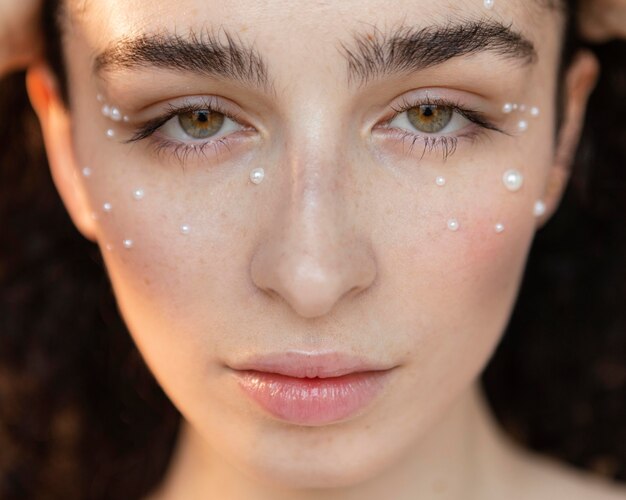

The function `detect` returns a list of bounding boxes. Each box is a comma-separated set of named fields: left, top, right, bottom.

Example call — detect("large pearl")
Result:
left=502, top=169, right=524, bottom=192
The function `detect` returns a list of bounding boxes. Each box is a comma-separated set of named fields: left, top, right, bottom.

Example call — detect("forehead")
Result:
left=66, top=0, right=564, bottom=43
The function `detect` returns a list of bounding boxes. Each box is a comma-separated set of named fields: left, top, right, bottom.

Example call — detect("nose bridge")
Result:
left=249, top=103, right=377, bottom=319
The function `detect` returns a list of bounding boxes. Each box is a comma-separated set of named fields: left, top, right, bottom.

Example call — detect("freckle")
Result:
left=143, top=277, right=151, bottom=285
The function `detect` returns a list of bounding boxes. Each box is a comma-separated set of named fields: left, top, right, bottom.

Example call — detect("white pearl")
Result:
left=502, top=103, right=513, bottom=113
left=103, top=202, right=112, bottom=212
left=512, top=103, right=518, bottom=110
left=484, top=0, right=494, bottom=9
left=502, top=169, right=524, bottom=192
left=109, top=107, right=122, bottom=121
left=447, top=219, right=459, bottom=232
left=82, top=166, right=92, bottom=177
left=250, top=167, right=265, bottom=184
left=495, top=223, right=505, bottom=233
left=435, top=176, right=446, bottom=186
left=133, top=188, right=145, bottom=200
left=96, top=93, right=104, bottom=103
left=123, top=115, right=130, bottom=122
left=123, top=239, right=133, bottom=249
left=180, top=224, right=191, bottom=235
left=106, top=129, right=115, bottom=138
left=530, top=106, right=540, bottom=117
left=101, top=104, right=110, bottom=117
left=533, top=200, right=547, bottom=217
left=517, top=120, right=528, bottom=132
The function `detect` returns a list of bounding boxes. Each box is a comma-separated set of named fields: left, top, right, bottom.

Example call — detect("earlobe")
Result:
left=539, top=50, right=599, bottom=226
left=26, top=63, right=97, bottom=242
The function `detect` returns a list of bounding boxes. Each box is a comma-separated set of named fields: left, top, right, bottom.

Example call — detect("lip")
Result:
left=228, top=352, right=395, bottom=425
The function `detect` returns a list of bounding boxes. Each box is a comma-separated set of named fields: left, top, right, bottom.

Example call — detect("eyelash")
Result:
left=127, top=96, right=504, bottom=164
left=383, top=97, right=504, bottom=160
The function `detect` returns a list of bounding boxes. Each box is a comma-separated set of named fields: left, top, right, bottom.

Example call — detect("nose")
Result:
left=250, top=155, right=377, bottom=319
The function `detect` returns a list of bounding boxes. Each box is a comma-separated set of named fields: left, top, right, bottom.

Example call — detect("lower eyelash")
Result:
left=150, top=136, right=232, bottom=166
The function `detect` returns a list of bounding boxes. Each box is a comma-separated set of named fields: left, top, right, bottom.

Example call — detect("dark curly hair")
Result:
left=0, top=0, right=624, bottom=498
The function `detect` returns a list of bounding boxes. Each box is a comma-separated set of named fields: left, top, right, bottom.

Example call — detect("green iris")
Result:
left=407, top=105, right=453, bottom=133
left=178, top=110, right=225, bottom=139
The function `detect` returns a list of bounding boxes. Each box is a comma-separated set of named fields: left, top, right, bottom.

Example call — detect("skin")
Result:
left=8, top=0, right=623, bottom=498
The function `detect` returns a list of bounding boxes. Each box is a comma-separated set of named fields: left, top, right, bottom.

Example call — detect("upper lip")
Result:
left=228, top=351, right=394, bottom=378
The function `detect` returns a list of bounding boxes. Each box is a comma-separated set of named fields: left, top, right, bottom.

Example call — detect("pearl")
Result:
left=105, top=243, right=113, bottom=251
left=82, top=166, right=92, bottom=177
left=447, top=219, right=459, bottom=232
left=530, top=106, right=540, bottom=117
left=106, top=129, right=115, bottom=138
left=435, top=176, right=446, bottom=186
left=533, top=200, right=547, bottom=217
left=180, top=224, right=191, bottom=235
left=90, top=211, right=98, bottom=220
left=123, top=115, right=130, bottom=122
left=109, top=107, right=122, bottom=121
left=519, top=104, right=526, bottom=112
left=101, top=104, right=110, bottom=117
left=517, top=120, right=528, bottom=132
left=484, top=0, right=495, bottom=9
left=495, top=223, right=505, bottom=233
left=96, top=93, right=104, bottom=102
left=512, top=103, right=518, bottom=110
left=123, top=239, right=133, bottom=249
left=250, top=167, right=265, bottom=184
left=103, top=202, right=112, bottom=212
left=133, top=188, right=145, bottom=200
left=502, top=103, right=513, bottom=113
left=502, top=169, right=524, bottom=192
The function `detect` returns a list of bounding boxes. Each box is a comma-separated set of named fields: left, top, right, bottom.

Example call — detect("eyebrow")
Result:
left=341, top=20, right=538, bottom=86
left=93, top=30, right=273, bottom=92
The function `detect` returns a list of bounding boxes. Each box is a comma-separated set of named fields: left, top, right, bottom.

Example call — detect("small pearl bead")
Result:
left=103, top=202, right=112, bottom=212
left=133, top=188, right=145, bottom=200
left=502, top=103, right=513, bottom=113
left=96, top=93, right=104, bottom=103
left=81, top=166, right=92, bottom=177
left=484, top=0, right=494, bottom=9
left=447, top=219, right=459, bottom=232
left=530, top=107, right=540, bottom=117
left=435, top=176, right=446, bottom=186
left=180, top=224, right=191, bottom=235
left=123, top=115, right=130, bottom=122
left=495, top=223, right=505, bottom=233
left=512, top=103, right=518, bottom=110
left=517, top=120, right=528, bottom=132
left=250, top=167, right=265, bottom=184
left=101, top=104, right=110, bottom=117
left=90, top=211, right=98, bottom=220
left=502, top=169, right=524, bottom=192
left=123, top=239, right=133, bottom=249
left=533, top=200, right=547, bottom=217
left=109, top=107, right=122, bottom=121
left=106, top=129, right=115, bottom=138
left=105, top=243, right=113, bottom=251
left=519, top=104, right=527, bottom=112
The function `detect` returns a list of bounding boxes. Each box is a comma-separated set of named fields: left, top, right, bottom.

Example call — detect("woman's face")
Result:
left=45, top=0, right=575, bottom=489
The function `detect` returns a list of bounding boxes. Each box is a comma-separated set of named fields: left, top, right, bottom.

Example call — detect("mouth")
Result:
left=228, top=351, right=396, bottom=426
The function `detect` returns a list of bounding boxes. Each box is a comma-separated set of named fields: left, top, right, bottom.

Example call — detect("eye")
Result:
left=158, top=109, right=243, bottom=141
left=389, top=103, right=471, bottom=135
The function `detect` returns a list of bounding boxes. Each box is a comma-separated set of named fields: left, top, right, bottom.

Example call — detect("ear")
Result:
left=539, top=50, right=599, bottom=226
left=26, top=63, right=97, bottom=241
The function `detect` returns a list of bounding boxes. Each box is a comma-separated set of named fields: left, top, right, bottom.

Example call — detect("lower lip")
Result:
left=233, top=369, right=392, bottom=425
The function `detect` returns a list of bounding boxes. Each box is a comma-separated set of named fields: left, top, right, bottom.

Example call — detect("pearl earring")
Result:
left=533, top=200, right=547, bottom=217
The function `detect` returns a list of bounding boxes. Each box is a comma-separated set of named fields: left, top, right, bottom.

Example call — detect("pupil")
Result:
left=197, top=112, right=209, bottom=123
left=423, top=107, right=434, bottom=117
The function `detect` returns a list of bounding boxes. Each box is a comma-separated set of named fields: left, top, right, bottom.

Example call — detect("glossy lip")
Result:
left=228, top=351, right=396, bottom=425
left=227, top=351, right=395, bottom=379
